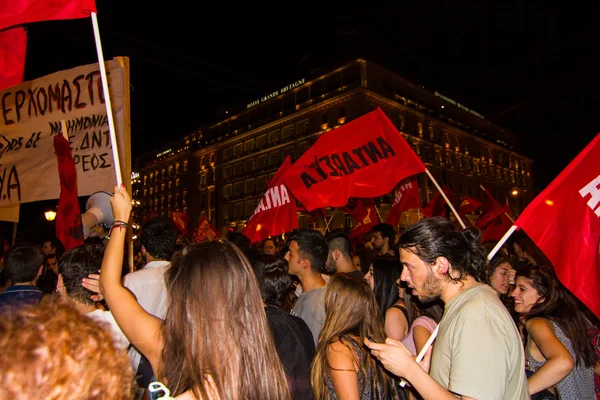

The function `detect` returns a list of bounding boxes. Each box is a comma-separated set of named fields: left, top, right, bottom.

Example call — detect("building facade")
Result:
left=134, top=59, right=534, bottom=236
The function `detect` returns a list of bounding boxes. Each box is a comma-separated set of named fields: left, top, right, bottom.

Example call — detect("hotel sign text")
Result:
left=247, top=78, right=306, bottom=109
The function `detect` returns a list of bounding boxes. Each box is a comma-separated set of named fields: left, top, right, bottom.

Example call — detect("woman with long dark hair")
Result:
left=99, top=186, right=291, bottom=400
left=512, top=264, right=596, bottom=398
left=364, top=256, right=407, bottom=341
left=311, top=273, right=400, bottom=399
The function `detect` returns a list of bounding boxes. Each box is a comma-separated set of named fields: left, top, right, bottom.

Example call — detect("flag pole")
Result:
left=374, top=204, right=384, bottom=224
left=487, top=225, right=518, bottom=260
left=90, top=12, right=122, bottom=187
left=424, top=169, right=466, bottom=229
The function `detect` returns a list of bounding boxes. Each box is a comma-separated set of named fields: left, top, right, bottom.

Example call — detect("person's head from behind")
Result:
left=365, top=256, right=402, bottom=317
left=0, top=296, right=133, bottom=400
left=161, top=240, right=289, bottom=399
left=253, top=254, right=291, bottom=308
left=312, top=274, right=394, bottom=399
left=3, top=243, right=45, bottom=285
left=286, top=229, right=328, bottom=278
left=397, top=217, right=487, bottom=303
left=370, top=223, right=396, bottom=254
left=325, top=230, right=353, bottom=274
left=321, top=273, right=385, bottom=342
left=140, top=217, right=179, bottom=263
left=227, top=231, right=251, bottom=253
left=58, top=244, right=105, bottom=305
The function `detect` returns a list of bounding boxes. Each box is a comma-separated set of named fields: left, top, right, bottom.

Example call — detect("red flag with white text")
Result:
left=243, top=156, right=298, bottom=244
left=386, top=177, right=420, bottom=227
left=193, top=216, right=221, bottom=243
left=341, top=198, right=380, bottom=238
left=282, top=108, right=426, bottom=211
left=0, top=0, right=96, bottom=31
left=515, top=133, right=600, bottom=319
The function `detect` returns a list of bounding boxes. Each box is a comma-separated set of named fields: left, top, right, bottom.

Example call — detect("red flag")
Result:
left=515, top=133, right=600, bottom=319
left=54, top=134, right=84, bottom=251
left=282, top=108, right=426, bottom=211
left=481, top=214, right=513, bottom=243
left=169, top=211, right=189, bottom=236
left=0, top=27, right=27, bottom=91
left=193, top=216, right=221, bottom=243
left=421, top=185, right=454, bottom=218
left=386, top=177, right=420, bottom=227
left=458, top=196, right=483, bottom=215
left=243, top=156, right=298, bottom=244
left=341, top=198, right=380, bottom=238
left=0, top=0, right=96, bottom=31
left=476, top=188, right=505, bottom=229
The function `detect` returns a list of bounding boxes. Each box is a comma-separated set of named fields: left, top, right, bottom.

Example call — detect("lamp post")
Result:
left=45, top=210, right=57, bottom=222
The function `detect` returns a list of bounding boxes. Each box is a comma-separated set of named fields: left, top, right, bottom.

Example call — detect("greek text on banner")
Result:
left=0, top=60, right=126, bottom=206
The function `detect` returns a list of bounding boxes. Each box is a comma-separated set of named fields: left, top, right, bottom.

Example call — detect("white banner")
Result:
left=0, top=60, right=125, bottom=206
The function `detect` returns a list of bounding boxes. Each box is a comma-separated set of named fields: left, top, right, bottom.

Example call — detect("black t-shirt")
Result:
left=265, top=306, right=315, bottom=400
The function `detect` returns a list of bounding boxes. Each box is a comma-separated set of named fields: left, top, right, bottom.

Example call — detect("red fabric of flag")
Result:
left=458, top=196, right=483, bottom=215
left=341, top=198, right=380, bottom=238
left=193, top=216, right=221, bottom=243
left=476, top=189, right=505, bottom=229
left=482, top=213, right=513, bottom=243
left=515, top=133, right=600, bottom=319
left=421, top=185, right=454, bottom=218
left=54, top=134, right=84, bottom=251
left=169, top=211, right=189, bottom=236
left=282, top=108, right=426, bottom=212
left=243, top=156, right=298, bottom=244
left=0, top=0, right=96, bottom=31
left=386, top=177, right=420, bottom=227
left=0, top=27, right=26, bottom=91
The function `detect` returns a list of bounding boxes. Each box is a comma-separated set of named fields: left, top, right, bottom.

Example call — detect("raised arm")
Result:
left=99, top=185, right=163, bottom=371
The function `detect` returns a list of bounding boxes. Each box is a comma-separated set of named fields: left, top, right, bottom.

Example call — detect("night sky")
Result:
left=23, top=2, right=600, bottom=190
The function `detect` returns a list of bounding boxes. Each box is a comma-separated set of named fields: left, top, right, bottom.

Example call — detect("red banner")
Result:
left=421, top=185, right=454, bottom=218
left=0, top=27, right=26, bottom=91
left=515, top=133, right=600, bottom=319
left=194, top=216, right=220, bottom=243
left=386, top=177, right=420, bottom=227
left=282, top=108, right=426, bottom=211
left=243, top=156, right=298, bottom=244
left=341, top=198, right=379, bottom=238
left=0, top=0, right=96, bottom=31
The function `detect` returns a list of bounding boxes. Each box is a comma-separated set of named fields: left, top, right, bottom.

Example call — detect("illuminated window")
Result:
left=183, top=160, right=188, bottom=172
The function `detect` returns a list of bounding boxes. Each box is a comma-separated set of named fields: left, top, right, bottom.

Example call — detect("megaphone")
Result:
left=82, top=191, right=114, bottom=239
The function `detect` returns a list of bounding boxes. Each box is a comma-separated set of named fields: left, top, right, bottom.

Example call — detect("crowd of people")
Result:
left=0, top=185, right=598, bottom=400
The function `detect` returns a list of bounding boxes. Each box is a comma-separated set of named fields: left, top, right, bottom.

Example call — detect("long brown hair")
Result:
left=517, top=264, right=597, bottom=368
left=311, top=273, right=398, bottom=399
left=160, top=240, right=291, bottom=400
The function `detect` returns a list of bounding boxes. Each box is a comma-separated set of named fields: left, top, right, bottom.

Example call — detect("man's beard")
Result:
left=325, top=258, right=337, bottom=274
left=416, top=268, right=443, bottom=303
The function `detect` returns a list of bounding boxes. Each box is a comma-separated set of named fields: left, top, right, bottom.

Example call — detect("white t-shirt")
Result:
left=122, top=260, right=170, bottom=371
left=87, top=308, right=129, bottom=350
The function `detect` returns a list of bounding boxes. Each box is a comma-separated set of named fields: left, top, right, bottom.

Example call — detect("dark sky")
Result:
left=23, top=2, right=600, bottom=190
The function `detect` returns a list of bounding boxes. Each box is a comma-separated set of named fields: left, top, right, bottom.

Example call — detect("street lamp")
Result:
left=45, top=210, right=57, bottom=221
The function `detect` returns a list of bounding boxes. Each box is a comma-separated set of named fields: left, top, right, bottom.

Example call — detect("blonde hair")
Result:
left=311, top=273, right=398, bottom=399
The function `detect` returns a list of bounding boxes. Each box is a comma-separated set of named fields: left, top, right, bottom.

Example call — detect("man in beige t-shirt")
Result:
left=365, top=217, right=528, bottom=400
